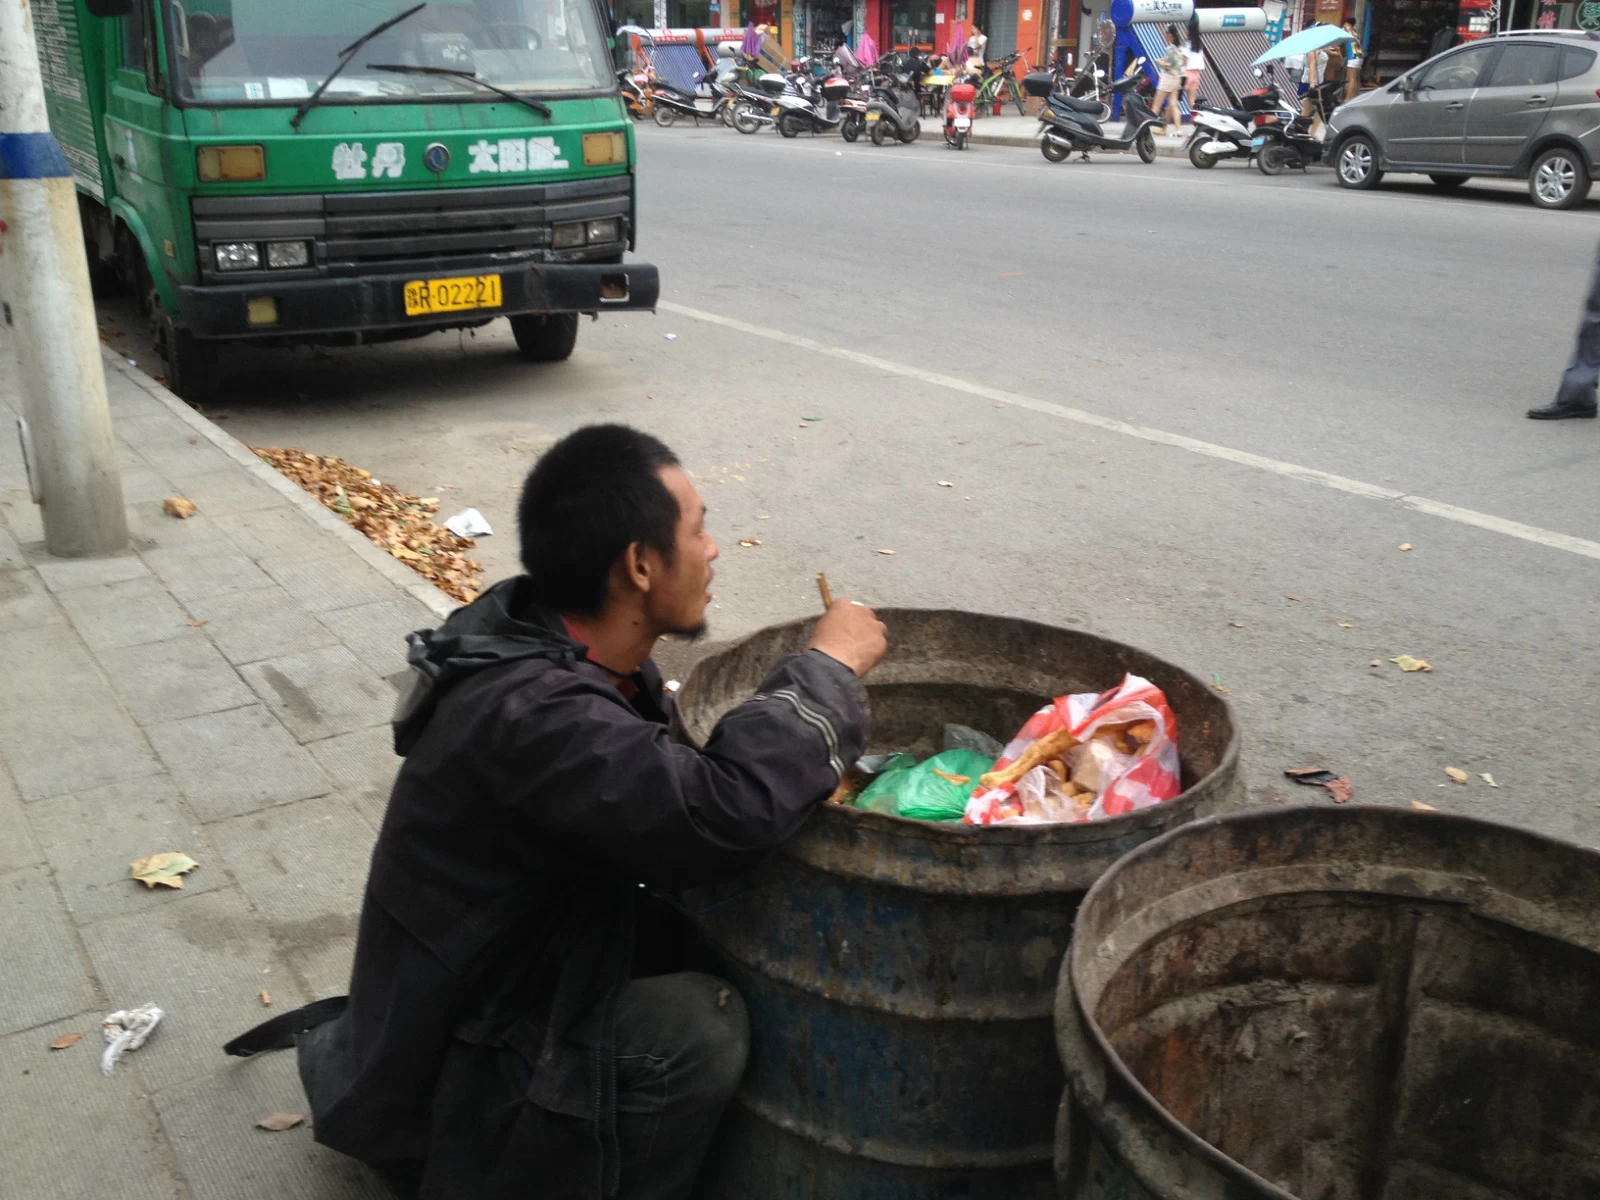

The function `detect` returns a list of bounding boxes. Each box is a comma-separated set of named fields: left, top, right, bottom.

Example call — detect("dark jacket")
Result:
left=283, top=578, right=868, bottom=1198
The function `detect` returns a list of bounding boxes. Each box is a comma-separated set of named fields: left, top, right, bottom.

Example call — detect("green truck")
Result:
left=34, top=0, right=658, bottom=399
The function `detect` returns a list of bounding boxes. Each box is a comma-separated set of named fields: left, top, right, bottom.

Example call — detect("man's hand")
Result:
left=809, top=600, right=888, bottom=678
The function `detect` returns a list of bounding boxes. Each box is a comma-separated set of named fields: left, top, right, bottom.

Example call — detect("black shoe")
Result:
left=1526, top=399, right=1598, bottom=420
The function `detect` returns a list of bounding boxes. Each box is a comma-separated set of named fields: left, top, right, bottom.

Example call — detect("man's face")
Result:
left=645, top=466, right=718, bottom=638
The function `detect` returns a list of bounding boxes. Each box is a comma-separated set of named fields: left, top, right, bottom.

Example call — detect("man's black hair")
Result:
left=518, top=425, right=681, bottom=617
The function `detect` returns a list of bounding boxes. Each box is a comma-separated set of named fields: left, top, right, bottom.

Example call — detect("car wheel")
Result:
left=158, top=313, right=221, bottom=403
left=1428, top=174, right=1469, bottom=190
left=1041, top=134, right=1069, bottom=163
left=1136, top=127, right=1156, bottom=163
left=1188, top=137, right=1217, bottom=169
left=1529, top=147, right=1591, bottom=210
left=510, top=313, right=579, bottom=363
left=1336, top=134, right=1382, bottom=190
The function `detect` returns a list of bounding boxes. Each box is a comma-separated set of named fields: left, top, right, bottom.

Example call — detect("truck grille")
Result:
left=192, top=177, right=631, bottom=280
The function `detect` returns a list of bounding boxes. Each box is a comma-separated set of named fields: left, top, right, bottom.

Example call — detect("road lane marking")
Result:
left=658, top=299, right=1600, bottom=564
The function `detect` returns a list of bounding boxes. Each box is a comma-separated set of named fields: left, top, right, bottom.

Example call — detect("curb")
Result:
left=103, top=347, right=459, bottom=620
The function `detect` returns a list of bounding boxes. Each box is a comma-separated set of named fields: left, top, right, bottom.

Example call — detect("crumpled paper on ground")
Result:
left=101, top=1005, right=163, bottom=1076
left=443, top=508, right=493, bottom=538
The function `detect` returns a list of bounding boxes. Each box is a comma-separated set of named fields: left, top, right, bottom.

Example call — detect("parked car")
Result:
left=1327, top=30, right=1600, bottom=210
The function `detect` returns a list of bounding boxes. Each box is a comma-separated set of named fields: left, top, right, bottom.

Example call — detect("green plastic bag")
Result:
left=854, top=749, right=993, bottom=822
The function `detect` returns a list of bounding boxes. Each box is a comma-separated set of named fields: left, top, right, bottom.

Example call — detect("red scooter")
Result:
left=944, top=81, right=976, bottom=150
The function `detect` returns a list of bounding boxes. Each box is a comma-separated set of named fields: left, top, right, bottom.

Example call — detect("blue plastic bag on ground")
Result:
left=854, top=749, right=994, bottom=822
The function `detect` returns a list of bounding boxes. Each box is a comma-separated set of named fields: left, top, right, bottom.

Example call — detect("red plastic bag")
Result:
left=963, top=674, right=1181, bottom=825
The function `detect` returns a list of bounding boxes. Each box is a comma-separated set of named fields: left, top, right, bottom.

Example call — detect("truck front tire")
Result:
left=509, top=312, right=579, bottom=362
left=159, top=313, right=221, bottom=403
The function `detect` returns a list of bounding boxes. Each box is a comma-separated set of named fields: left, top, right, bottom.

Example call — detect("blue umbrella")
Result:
left=1253, top=24, right=1354, bottom=66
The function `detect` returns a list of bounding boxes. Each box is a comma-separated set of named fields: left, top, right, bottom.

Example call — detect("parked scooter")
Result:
left=866, top=69, right=921, bottom=145
left=730, top=81, right=776, bottom=133
left=618, top=68, right=652, bottom=121
left=766, top=69, right=846, bottom=137
left=1253, top=74, right=1343, bottom=175
left=1186, top=85, right=1284, bottom=168
left=1025, top=59, right=1161, bottom=164
left=651, top=71, right=736, bottom=127
left=944, top=81, right=976, bottom=150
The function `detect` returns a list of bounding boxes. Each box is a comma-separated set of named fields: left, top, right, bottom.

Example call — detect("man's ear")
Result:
left=620, top=541, right=653, bottom=595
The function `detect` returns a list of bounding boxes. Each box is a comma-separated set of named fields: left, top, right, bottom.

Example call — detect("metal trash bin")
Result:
left=673, top=609, right=1244, bottom=1199
left=1057, top=805, right=1600, bottom=1199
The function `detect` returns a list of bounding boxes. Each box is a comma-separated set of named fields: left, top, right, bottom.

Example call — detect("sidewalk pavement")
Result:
left=0, top=325, right=460, bottom=1199
left=958, top=108, right=1192, bottom=156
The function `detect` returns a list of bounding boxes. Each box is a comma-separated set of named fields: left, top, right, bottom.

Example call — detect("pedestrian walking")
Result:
left=1342, top=18, right=1363, bottom=102
left=1153, top=24, right=1186, bottom=139
left=1183, top=24, right=1206, bottom=113
left=1528, top=242, right=1600, bottom=419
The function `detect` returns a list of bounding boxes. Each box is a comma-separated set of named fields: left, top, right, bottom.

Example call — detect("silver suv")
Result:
left=1327, top=30, right=1600, bottom=210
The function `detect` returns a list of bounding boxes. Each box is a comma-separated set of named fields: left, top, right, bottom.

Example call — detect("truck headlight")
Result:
left=214, top=242, right=261, bottom=272
left=266, top=241, right=310, bottom=269
left=586, top=219, right=620, bottom=244
left=552, top=223, right=586, bottom=249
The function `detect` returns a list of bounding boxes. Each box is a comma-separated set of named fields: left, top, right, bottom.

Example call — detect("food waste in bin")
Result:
left=827, top=673, right=1182, bottom=825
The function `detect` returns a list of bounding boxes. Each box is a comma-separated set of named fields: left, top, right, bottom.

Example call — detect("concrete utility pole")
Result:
left=0, top=0, right=127, bottom=557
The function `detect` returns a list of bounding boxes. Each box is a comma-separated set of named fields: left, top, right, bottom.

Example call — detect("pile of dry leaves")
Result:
left=251, top=446, right=482, bottom=603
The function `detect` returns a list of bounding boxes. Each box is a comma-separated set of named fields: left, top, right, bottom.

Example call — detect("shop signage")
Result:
left=1581, top=0, right=1600, bottom=29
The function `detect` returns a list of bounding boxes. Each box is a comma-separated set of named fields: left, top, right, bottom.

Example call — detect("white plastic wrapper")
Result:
left=102, top=1004, right=164, bottom=1076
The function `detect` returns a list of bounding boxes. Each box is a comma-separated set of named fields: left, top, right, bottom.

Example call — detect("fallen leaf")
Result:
left=256, top=1113, right=305, bottom=1132
left=1284, top=768, right=1352, bottom=804
left=130, top=852, right=199, bottom=889
left=49, top=1032, right=86, bottom=1050
left=260, top=990, right=271, bottom=1007
left=877, top=549, right=896, bottom=556
left=938, top=481, right=953, bottom=488
left=1337, top=622, right=1354, bottom=629
left=1398, top=543, right=1413, bottom=551
left=757, top=515, right=770, bottom=520
left=1445, top=767, right=1469, bottom=785
left=1285, top=594, right=1302, bottom=602
left=161, top=497, right=197, bottom=519
left=802, top=415, right=823, bottom=421
left=737, top=538, right=761, bottom=548
left=1480, top=773, right=1498, bottom=788
left=1370, top=659, right=1383, bottom=667
left=186, top=620, right=208, bottom=628
left=1412, top=800, right=1437, bottom=811
left=1212, top=683, right=1232, bottom=694
left=1230, top=622, right=1245, bottom=628
left=1391, top=655, right=1433, bottom=672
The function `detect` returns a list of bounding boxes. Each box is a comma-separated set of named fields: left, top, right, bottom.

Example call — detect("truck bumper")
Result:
left=177, top=261, right=659, bottom=341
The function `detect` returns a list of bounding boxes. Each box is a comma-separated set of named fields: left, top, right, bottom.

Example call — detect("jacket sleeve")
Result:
left=495, top=650, right=870, bottom=889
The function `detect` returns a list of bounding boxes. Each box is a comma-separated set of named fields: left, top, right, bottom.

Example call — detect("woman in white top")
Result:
left=1152, top=24, right=1186, bottom=139
left=1182, top=26, right=1205, bottom=114
left=967, top=24, right=987, bottom=67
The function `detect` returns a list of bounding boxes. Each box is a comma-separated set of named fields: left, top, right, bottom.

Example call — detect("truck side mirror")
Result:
left=84, top=0, right=135, bottom=16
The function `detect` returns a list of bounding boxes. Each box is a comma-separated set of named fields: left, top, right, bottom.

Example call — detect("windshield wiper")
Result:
left=364, top=63, right=553, bottom=117
left=291, top=2, right=428, bottom=129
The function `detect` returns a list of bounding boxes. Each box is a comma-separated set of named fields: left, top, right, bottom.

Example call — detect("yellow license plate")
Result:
left=866, top=111, right=880, bottom=121
left=403, top=274, right=502, bottom=317
left=770, top=106, right=781, bottom=115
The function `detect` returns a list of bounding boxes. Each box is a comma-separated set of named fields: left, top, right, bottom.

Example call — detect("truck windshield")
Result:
left=167, top=0, right=611, bottom=104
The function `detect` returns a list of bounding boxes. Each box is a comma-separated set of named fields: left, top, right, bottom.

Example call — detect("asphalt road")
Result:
left=102, top=128, right=1600, bottom=844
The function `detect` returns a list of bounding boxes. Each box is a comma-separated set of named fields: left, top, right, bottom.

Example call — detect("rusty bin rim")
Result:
left=677, top=608, right=1242, bottom=843
left=1061, top=804, right=1598, bottom=1199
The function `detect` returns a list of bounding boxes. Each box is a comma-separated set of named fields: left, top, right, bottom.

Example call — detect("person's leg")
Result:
left=1531, top=247, right=1600, bottom=417
left=612, top=972, right=749, bottom=1200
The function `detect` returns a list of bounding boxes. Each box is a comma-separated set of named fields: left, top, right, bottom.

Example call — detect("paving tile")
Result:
left=99, top=634, right=256, bottom=726
left=78, top=887, right=305, bottom=1095
left=259, top=553, right=402, bottom=614
left=182, top=585, right=341, bottom=667
left=125, top=496, right=237, bottom=554
left=216, top=505, right=333, bottom=561
left=0, top=621, right=106, bottom=706
left=0, top=697, right=162, bottom=802
left=0, top=563, right=63, bottom=630
left=57, top=575, right=195, bottom=651
left=30, top=549, right=151, bottom=593
left=209, top=794, right=373, bottom=1000
left=0, top=520, right=23, bottom=570
left=115, top=414, right=234, bottom=473
left=0, top=762, right=43, bottom=875
left=0, top=866, right=100, bottom=1036
left=240, top=647, right=396, bottom=742
left=307, top=726, right=398, bottom=831
left=0, top=493, right=45, bottom=545
left=29, top=774, right=227, bottom=926
left=118, top=464, right=181, bottom=505
left=316, top=597, right=433, bottom=679
left=0, top=1012, right=180, bottom=1200
left=141, top=542, right=274, bottom=603
left=163, top=468, right=287, bottom=516
left=148, top=705, right=332, bottom=823
left=154, top=1051, right=390, bottom=1200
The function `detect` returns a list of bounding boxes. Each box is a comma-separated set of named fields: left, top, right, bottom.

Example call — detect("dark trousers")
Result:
left=1558, top=242, right=1600, bottom=407
left=613, top=972, right=748, bottom=1200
